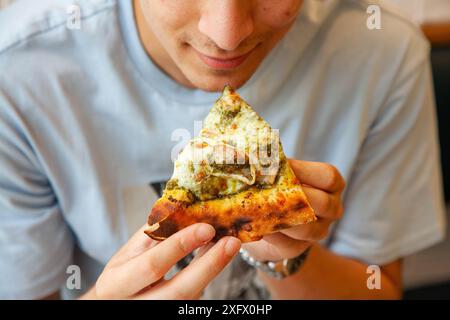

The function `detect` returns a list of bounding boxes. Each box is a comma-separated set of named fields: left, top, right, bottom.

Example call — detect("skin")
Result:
left=44, top=0, right=402, bottom=299
left=89, top=224, right=241, bottom=299
left=134, top=0, right=303, bottom=91
left=75, top=162, right=400, bottom=300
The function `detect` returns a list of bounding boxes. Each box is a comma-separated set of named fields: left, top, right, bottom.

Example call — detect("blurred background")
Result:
left=387, top=0, right=450, bottom=299
left=0, top=0, right=449, bottom=299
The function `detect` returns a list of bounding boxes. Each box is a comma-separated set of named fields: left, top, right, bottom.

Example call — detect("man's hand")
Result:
left=85, top=223, right=240, bottom=299
left=243, top=160, right=346, bottom=262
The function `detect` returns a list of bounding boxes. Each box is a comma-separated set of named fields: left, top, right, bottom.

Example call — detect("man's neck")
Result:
left=133, top=0, right=195, bottom=89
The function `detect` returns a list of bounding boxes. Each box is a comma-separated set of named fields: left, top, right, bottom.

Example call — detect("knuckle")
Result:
left=321, top=193, right=333, bottom=215
left=325, top=164, right=340, bottom=189
left=176, top=235, right=192, bottom=253
left=144, top=256, right=165, bottom=281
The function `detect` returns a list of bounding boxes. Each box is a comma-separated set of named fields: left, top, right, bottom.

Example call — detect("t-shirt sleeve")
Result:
left=328, top=42, right=447, bottom=266
left=0, top=93, right=74, bottom=299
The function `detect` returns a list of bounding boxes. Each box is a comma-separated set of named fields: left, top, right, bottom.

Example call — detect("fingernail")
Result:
left=224, top=237, right=241, bottom=256
left=196, top=224, right=215, bottom=242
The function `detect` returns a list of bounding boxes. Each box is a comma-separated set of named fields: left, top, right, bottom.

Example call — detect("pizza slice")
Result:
left=145, top=86, right=316, bottom=243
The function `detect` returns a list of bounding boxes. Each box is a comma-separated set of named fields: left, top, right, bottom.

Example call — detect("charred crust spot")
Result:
left=267, top=211, right=287, bottom=220
left=167, top=195, right=193, bottom=208
left=202, top=214, right=219, bottom=226
left=148, top=208, right=165, bottom=225
left=232, top=217, right=253, bottom=234
left=214, top=226, right=230, bottom=241
left=152, top=219, right=179, bottom=239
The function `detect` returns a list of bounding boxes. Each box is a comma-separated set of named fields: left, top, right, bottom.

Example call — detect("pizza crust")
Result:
left=145, top=160, right=316, bottom=242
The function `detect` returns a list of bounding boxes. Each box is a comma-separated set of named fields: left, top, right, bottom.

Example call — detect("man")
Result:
left=0, top=0, right=445, bottom=300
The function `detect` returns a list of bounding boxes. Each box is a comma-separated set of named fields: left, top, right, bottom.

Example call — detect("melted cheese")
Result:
left=170, top=86, right=281, bottom=201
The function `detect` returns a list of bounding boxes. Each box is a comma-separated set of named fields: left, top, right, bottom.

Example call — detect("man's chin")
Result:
left=186, top=74, right=251, bottom=92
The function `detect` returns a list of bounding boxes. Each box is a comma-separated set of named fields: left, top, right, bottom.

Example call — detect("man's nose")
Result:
left=198, top=0, right=254, bottom=52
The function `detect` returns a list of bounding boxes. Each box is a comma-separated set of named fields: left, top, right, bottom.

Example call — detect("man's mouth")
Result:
left=193, top=47, right=256, bottom=70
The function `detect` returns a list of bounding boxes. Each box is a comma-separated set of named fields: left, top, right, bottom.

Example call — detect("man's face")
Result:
left=137, top=0, right=304, bottom=92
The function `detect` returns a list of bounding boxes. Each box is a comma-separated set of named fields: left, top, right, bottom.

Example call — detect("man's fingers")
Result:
left=96, top=223, right=215, bottom=299
left=289, top=159, right=345, bottom=193
left=108, top=224, right=158, bottom=267
left=280, top=218, right=332, bottom=241
left=243, top=233, right=310, bottom=261
left=144, top=237, right=241, bottom=300
left=302, top=186, right=343, bottom=220
left=263, top=233, right=311, bottom=259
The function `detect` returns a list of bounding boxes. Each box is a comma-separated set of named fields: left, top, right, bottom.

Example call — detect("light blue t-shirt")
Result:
left=0, top=0, right=446, bottom=299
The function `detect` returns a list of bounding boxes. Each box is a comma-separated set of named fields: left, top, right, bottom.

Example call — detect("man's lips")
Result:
left=194, top=48, right=254, bottom=70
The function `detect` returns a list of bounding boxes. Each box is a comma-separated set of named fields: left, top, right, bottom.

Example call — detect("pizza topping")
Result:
left=165, top=179, right=179, bottom=190
left=170, top=86, right=281, bottom=201
left=172, top=139, right=254, bottom=200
